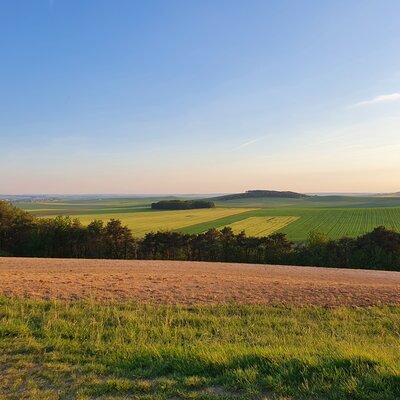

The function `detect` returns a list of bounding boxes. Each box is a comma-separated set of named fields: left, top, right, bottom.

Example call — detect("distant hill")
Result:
left=212, top=190, right=309, bottom=201
left=372, top=191, right=400, bottom=198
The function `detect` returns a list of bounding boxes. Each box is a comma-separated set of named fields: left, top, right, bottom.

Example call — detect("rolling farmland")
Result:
left=4, top=3, right=400, bottom=399
left=15, top=197, right=400, bottom=241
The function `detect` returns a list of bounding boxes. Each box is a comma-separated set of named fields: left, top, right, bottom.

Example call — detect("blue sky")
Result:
left=1, top=0, right=400, bottom=194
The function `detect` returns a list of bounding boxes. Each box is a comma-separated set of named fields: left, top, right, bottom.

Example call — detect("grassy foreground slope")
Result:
left=1, top=298, right=399, bottom=400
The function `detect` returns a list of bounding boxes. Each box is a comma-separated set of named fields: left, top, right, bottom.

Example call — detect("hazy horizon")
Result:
left=1, top=190, right=397, bottom=198
left=1, top=1, right=400, bottom=194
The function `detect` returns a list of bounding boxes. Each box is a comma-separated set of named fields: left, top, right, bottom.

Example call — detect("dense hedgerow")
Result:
left=151, top=199, right=215, bottom=210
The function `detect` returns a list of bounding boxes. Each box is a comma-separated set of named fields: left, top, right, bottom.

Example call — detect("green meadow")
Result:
left=16, top=196, right=400, bottom=241
left=1, top=298, right=399, bottom=400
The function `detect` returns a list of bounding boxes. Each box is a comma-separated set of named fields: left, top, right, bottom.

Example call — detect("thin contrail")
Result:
left=234, top=138, right=262, bottom=150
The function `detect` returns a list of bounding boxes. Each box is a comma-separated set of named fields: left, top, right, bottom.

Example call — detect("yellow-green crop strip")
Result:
left=225, top=216, right=299, bottom=237
left=69, top=208, right=256, bottom=237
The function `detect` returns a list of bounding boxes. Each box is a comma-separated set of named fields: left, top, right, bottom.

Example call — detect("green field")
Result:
left=278, top=208, right=400, bottom=241
left=178, top=207, right=400, bottom=241
left=1, top=298, right=399, bottom=400
left=15, top=196, right=400, bottom=241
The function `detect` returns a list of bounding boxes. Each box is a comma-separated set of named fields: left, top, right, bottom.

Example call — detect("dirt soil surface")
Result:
left=1, top=257, right=400, bottom=306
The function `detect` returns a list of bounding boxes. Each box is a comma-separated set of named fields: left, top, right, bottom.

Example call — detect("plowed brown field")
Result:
left=1, top=257, right=399, bottom=306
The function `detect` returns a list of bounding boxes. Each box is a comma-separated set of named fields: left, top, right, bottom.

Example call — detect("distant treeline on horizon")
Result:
left=151, top=199, right=215, bottom=210
left=1, top=200, right=400, bottom=271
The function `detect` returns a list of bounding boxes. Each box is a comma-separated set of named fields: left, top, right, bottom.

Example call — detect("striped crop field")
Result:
left=224, top=216, right=299, bottom=236
left=276, top=207, right=400, bottom=241
left=180, top=207, right=400, bottom=240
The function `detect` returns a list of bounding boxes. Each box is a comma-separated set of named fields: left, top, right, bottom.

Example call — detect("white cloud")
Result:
left=351, top=92, right=400, bottom=108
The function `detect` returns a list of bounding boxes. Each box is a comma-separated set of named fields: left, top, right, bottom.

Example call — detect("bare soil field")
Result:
left=1, top=257, right=399, bottom=306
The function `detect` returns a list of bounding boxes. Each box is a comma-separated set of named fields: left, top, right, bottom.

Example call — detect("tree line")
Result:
left=1, top=200, right=400, bottom=271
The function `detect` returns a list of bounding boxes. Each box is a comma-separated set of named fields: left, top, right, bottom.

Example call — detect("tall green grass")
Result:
left=1, top=298, right=399, bottom=399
